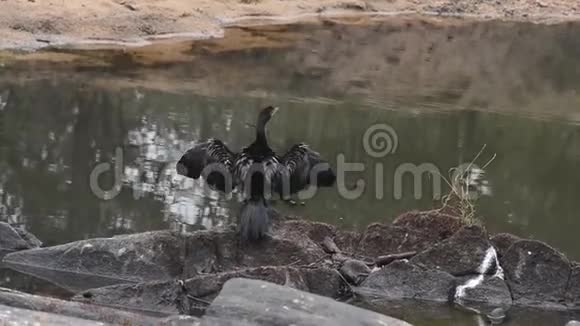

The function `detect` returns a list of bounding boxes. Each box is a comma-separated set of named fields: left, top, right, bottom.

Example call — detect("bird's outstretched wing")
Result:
left=176, top=139, right=237, bottom=193
left=275, top=143, right=336, bottom=198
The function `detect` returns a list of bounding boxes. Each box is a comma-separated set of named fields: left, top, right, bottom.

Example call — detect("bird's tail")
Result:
left=239, top=200, right=273, bottom=241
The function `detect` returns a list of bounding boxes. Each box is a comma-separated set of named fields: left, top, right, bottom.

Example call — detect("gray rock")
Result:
left=392, top=210, right=465, bottom=239
left=501, top=239, right=570, bottom=309
left=491, top=233, right=521, bottom=258
left=75, top=280, right=183, bottom=316
left=356, top=260, right=456, bottom=302
left=2, top=230, right=183, bottom=291
left=357, top=223, right=443, bottom=258
left=0, top=287, right=162, bottom=325
left=75, top=266, right=344, bottom=316
left=333, top=230, right=361, bottom=254
left=201, top=278, right=411, bottom=326
left=0, top=222, right=42, bottom=254
left=566, top=321, right=580, bottom=326
left=411, top=225, right=495, bottom=276
left=486, top=307, right=507, bottom=324
left=339, top=259, right=371, bottom=285
left=0, top=304, right=109, bottom=326
left=161, top=315, right=201, bottom=326
left=454, top=276, right=512, bottom=306
left=565, top=262, right=580, bottom=309
left=181, top=223, right=327, bottom=279
left=300, top=267, right=344, bottom=298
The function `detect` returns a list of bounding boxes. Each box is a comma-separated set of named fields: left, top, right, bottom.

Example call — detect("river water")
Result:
left=1, top=16, right=580, bottom=325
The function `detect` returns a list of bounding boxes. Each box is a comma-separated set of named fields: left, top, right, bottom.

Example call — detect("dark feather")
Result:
left=276, top=143, right=336, bottom=197
left=176, top=138, right=237, bottom=192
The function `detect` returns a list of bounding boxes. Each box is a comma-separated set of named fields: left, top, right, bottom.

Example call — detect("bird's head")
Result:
left=257, top=106, right=279, bottom=127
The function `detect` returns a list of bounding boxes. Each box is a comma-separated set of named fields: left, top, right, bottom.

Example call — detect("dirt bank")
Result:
left=0, top=0, right=578, bottom=50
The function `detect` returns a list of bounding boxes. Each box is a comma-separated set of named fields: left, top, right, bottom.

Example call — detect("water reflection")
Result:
left=0, top=21, right=580, bottom=325
left=1, top=80, right=580, bottom=261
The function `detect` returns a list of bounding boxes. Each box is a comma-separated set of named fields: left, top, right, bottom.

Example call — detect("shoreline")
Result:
left=0, top=0, right=579, bottom=51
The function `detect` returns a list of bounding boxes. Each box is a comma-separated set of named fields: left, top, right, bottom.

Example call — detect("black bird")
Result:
left=176, top=106, right=336, bottom=241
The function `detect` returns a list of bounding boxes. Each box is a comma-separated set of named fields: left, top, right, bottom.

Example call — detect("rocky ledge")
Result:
left=1, top=211, right=580, bottom=324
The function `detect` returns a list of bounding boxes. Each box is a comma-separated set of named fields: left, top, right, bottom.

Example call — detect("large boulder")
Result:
left=181, top=223, right=328, bottom=279
left=358, top=207, right=473, bottom=261
left=0, top=287, right=164, bottom=325
left=454, top=276, right=512, bottom=306
left=491, top=233, right=521, bottom=258
left=411, top=225, right=496, bottom=276
left=392, top=210, right=465, bottom=239
left=2, top=230, right=183, bottom=291
left=0, top=304, right=109, bottom=326
left=356, top=260, right=456, bottom=302
left=0, top=222, right=41, bottom=256
left=357, top=224, right=441, bottom=258
left=501, top=239, right=570, bottom=309
left=75, top=266, right=344, bottom=316
left=200, top=278, right=411, bottom=326
left=565, top=262, right=580, bottom=309
left=332, top=230, right=361, bottom=254
left=339, top=259, right=371, bottom=285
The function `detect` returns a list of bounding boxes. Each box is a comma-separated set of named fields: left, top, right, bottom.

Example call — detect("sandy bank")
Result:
left=0, top=0, right=578, bottom=50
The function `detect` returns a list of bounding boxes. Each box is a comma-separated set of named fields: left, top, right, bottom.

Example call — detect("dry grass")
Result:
left=438, top=145, right=496, bottom=225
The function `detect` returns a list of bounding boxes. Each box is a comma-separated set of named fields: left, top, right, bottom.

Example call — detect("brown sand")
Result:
left=0, top=0, right=578, bottom=50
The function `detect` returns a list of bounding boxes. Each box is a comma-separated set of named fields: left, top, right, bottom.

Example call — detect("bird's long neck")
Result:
left=255, top=119, right=268, bottom=147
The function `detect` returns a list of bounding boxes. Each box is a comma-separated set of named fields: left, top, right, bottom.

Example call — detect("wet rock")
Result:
left=0, top=268, right=72, bottom=298
left=3, top=220, right=332, bottom=294
left=182, top=224, right=327, bottom=278
left=339, top=259, right=371, bottom=285
left=0, top=263, right=133, bottom=293
left=276, top=220, right=336, bottom=244
left=486, top=307, right=507, bottom=324
left=75, top=266, right=344, bottom=316
left=201, top=278, right=411, bottom=326
left=0, top=304, right=108, bottom=326
left=161, top=315, right=201, bottom=326
left=300, top=267, right=344, bottom=298
left=411, top=225, right=496, bottom=276
left=392, top=210, right=465, bottom=240
left=565, top=262, right=580, bottom=309
left=501, top=239, right=570, bottom=309
left=0, top=287, right=162, bottom=325
left=321, top=236, right=341, bottom=254
left=454, top=276, right=512, bottom=306
left=491, top=233, right=521, bottom=258
left=179, top=266, right=309, bottom=315
left=356, top=260, right=456, bottom=302
left=0, top=222, right=41, bottom=254
left=75, top=280, right=182, bottom=316
left=2, top=230, right=183, bottom=291
left=357, top=224, right=441, bottom=258
left=333, top=230, right=361, bottom=254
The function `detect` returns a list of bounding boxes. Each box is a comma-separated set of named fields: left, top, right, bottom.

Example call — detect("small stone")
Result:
left=536, top=1, right=548, bottom=8
left=486, top=307, right=507, bottom=324
left=339, top=260, right=371, bottom=285
left=120, top=1, right=138, bottom=11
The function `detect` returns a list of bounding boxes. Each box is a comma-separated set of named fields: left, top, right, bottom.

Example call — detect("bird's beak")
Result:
left=271, top=107, right=279, bottom=116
